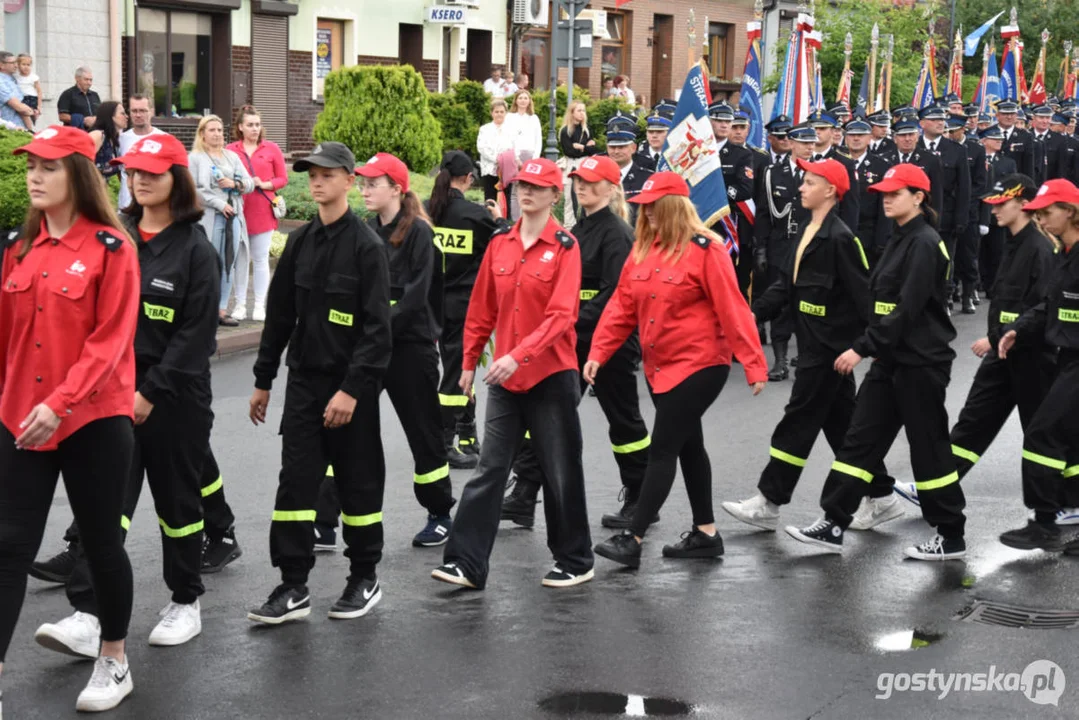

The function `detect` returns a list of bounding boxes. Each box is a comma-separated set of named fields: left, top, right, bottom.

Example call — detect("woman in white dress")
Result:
left=506, top=90, right=543, bottom=220
left=476, top=99, right=515, bottom=203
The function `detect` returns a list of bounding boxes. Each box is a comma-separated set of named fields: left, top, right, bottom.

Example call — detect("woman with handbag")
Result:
left=226, top=105, right=288, bottom=323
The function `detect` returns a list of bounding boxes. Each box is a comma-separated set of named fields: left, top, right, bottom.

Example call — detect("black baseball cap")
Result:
left=441, top=150, right=475, bottom=178
left=981, top=173, right=1038, bottom=204
left=294, top=141, right=356, bottom=172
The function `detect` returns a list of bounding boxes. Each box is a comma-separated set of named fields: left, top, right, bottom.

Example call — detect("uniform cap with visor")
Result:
left=440, top=150, right=475, bottom=178
left=356, top=152, right=410, bottom=193
left=570, top=155, right=621, bottom=185
left=788, top=124, right=819, bottom=143
left=293, top=142, right=356, bottom=173
left=1022, top=179, right=1079, bottom=211
left=796, top=158, right=850, bottom=199
left=869, top=163, right=932, bottom=194
left=628, top=171, right=690, bottom=204
left=510, top=158, right=563, bottom=190
left=765, top=114, right=793, bottom=136
left=110, top=133, right=188, bottom=173
left=13, top=125, right=95, bottom=161
left=981, top=174, right=1037, bottom=205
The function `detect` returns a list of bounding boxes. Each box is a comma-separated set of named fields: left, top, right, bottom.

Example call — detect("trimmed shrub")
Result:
left=453, top=79, right=492, bottom=126
left=313, top=64, right=442, bottom=173
left=530, top=86, right=591, bottom=147
left=428, top=93, right=479, bottom=157
left=584, top=97, right=640, bottom=152
left=0, top=130, right=31, bottom=231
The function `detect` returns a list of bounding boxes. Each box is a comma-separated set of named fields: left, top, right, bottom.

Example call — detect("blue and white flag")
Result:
left=1000, top=42, right=1018, bottom=101
left=740, top=35, right=764, bottom=149
left=964, top=12, right=1005, bottom=57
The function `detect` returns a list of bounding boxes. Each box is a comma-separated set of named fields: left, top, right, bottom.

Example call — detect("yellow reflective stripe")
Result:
left=874, top=301, right=896, bottom=315
left=937, top=240, right=950, bottom=261
left=328, top=309, right=354, bottom=326
left=580, top=289, right=599, bottom=301
left=951, top=445, right=980, bottom=464
left=143, top=302, right=175, bottom=323
left=158, top=518, right=205, bottom=538
left=273, top=510, right=317, bottom=522
left=612, top=436, right=651, bottom=454
left=326, top=466, right=334, bottom=477
left=770, top=446, right=807, bottom=468
left=458, top=438, right=474, bottom=446
left=1064, top=466, right=1079, bottom=479
left=999, top=311, right=1019, bottom=324
left=415, top=464, right=450, bottom=484
left=120, top=515, right=131, bottom=531
left=799, top=300, right=826, bottom=317
left=438, top=393, right=470, bottom=407
left=524, top=430, right=531, bottom=440
left=851, top=236, right=869, bottom=270
left=915, top=471, right=959, bottom=491
left=832, top=460, right=874, bottom=482
left=341, top=511, right=382, bottom=527
left=1059, top=309, right=1079, bottom=323
left=432, top=227, right=474, bottom=254
left=390, top=300, right=398, bottom=306
left=200, top=475, right=223, bottom=498
left=1022, top=449, right=1068, bottom=471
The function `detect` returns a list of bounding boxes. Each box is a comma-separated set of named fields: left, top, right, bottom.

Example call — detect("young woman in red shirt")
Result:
left=0, top=126, right=140, bottom=712
left=585, top=172, right=768, bottom=569
left=431, top=158, right=595, bottom=590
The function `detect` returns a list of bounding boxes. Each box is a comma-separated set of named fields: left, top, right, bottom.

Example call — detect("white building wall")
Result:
left=33, top=0, right=114, bottom=126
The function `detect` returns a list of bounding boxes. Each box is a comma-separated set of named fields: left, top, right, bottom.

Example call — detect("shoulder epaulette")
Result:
left=555, top=230, right=575, bottom=249
left=96, top=230, right=123, bottom=252
left=834, top=148, right=852, bottom=159
left=4, top=228, right=20, bottom=248
left=491, top=223, right=512, bottom=239
left=691, top=234, right=711, bottom=249
left=753, top=146, right=768, bottom=155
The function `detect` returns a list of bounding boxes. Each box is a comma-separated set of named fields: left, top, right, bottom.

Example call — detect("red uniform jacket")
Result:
left=0, top=217, right=140, bottom=450
left=462, top=216, right=581, bottom=393
left=589, top=234, right=768, bottom=393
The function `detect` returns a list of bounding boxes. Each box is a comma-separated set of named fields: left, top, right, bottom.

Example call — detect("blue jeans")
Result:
left=442, top=370, right=593, bottom=587
left=211, top=212, right=241, bottom=312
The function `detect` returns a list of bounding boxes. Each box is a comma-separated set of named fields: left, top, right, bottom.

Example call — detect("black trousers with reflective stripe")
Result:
left=757, top=363, right=893, bottom=506
left=763, top=262, right=794, bottom=344
left=1021, top=354, right=1079, bottom=521
left=949, top=349, right=1055, bottom=480
left=438, top=309, right=477, bottom=435
left=385, top=341, right=455, bottom=517
left=819, top=361, right=966, bottom=537
left=271, top=371, right=385, bottom=584
left=513, top=339, right=648, bottom=499
left=198, top=447, right=236, bottom=541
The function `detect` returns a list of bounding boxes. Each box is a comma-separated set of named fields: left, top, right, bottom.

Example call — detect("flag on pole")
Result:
left=976, top=44, right=1002, bottom=113
left=856, top=58, right=870, bottom=115
left=912, top=50, right=937, bottom=109
left=741, top=19, right=765, bottom=149
left=1017, top=41, right=1030, bottom=101
left=772, top=12, right=813, bottom=124
left=964, top=11, right=1005, bottom=56
left=1000, top=39, right=1018, bottom=101
left=946, top=31, right=963, bottom=100
left=1028, top=31, right=1050, bottom=105
left=658, top=62, right=738, bottom=254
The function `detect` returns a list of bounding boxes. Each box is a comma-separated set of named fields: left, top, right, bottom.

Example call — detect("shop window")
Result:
left=708, top=22, right=732, bottom=81
left=600, top=12, right=625, bottom=85
left=137, top=8, right=212, bottom=118
left=3, top=0, right=32, bottom=55
left=521, top=34, right=550, bottom=90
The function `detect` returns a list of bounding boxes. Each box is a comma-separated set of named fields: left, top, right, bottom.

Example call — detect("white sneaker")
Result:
left=147, top=600, right=201, bottom=646
left=34, top=611, right=100, bottom=659
left=252, top=305, right=266, bottom=323
left=1056, top=509, right=1079, bottom=525
left=230, top=306, right=247, bottom=322
left=849, top=494, right=906, bottom=531
left=893, top=481, right=920, bottom=506
left=75, top=655, right=133, bottom=712
left=721, top=493, right=780, bottom=531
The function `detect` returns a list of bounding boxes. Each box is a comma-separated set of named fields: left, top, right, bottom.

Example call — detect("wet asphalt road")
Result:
left=5, top=307, right=1079, bottom=720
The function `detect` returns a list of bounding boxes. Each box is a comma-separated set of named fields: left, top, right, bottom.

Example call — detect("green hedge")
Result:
left=428, top=92, right=479, bottom=157
left=314, top=65, right=442, bottom=173
left=0, top=130, right=32, bottom=231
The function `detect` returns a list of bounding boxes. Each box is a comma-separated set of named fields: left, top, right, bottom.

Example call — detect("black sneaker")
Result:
left=784, top=517, right=844, bottom=553
left=328, top=577, right=381, bottom=619
left=457, top=424, right=480, bottom=457
left=601, top=488, right=659, bottom=529
left=29, top=544, right=77, bottom=584
left=247, top=584, right=311, bottom=625
left=999, top=520, right=1064, bottom=551
left=201, top=529, right=242, bottom=574
left=903, top=534, right=966, bottom=561
left=662, top=527, right=725, bottom=558
left=431, top=563, right=478, bottom=588
left=501, top=478, right=539, bottom=528
left=412, top=515, right=452, bottom=547
left=541, top=565, right=594, bottom=588
left=314, top=523, right=338, bottom=552
left=446, top=445, right=478, bottom=469
left=593, top=531, right=642, bottom=568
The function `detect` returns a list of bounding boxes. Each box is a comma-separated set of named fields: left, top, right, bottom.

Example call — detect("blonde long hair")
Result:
left=609, top=183, right=629, bottom=223
left=561, top=100, right=587, bottom=132
left=192, top=114, right=224, bottom=154
left=632, top=195, right=720, bottom=264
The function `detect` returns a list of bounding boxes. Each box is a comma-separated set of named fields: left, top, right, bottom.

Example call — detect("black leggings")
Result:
left=481, top=175, right=499, bottom=202
left=0, top=417, right=134, bottom=659
left=631, top=365, right=730, bottom=538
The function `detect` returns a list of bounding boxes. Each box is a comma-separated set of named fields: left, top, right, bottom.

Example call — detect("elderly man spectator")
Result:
left=57, top=66, right=101, bottom=129
left=483, top=67, right=505, bottom=98
left=0, top=51, right=34, bottom=130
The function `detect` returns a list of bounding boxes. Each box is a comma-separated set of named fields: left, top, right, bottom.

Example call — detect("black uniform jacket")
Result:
left=823, top=147, right=861, bottom=233
left=752, top=210, right=872, bottom=367
left=919, top=136, right=970, bottom=234
left=963, top=137, right=988, bottom=227
left=254, top=210, right=392, bottom=399
left=980, top=154, right=1018, bottom=227
left=719, top=139, right=755, bottom=206
left=869, top=137, right=897, bottom=157
left=1014, top=241, right=1079, bottom=353
left=1002, top=126, right=1035, bottom=178
left=850, top=213, right=957, bottom=366
left=1032, top=130, right=1067, bottom=185
left=850, top=151, right=893, bottom=262
left=575, top=205, right=635, bottom=343
left=987, top=222, right=1057, bottom=349
left=755, top=158, right=808, bottom=266
left=126, top=217, right=220, bottom=405
left=885, top=147, right=944, bottom=224
left=428, top=189, right=501, bottom=317
left=370, top=212, right=443, bottom=344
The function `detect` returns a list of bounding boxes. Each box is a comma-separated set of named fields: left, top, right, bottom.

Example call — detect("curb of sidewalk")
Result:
left=215, top=327, right=263, bottom=358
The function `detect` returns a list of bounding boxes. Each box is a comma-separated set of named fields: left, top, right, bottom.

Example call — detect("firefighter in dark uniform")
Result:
left=1050, top=112, right=1079, bottom=184
left=765, top=115, right=793, bottom=165
left=730, top=108, right=771, bottom=300
left=893, top=175, right=1056, bottom=507
left=603, top=113, right=653, bottom=225
left=947, top=113, right=987, bottom=312
left=868, top=111, right=897, bottom=156
left=840, top=118, right=892, bottom=267
left=807, top=111, right=860, bottom=233
left=997, top=179, right=1079, bottom=552
left=635, top=112, right=670, bottom=170
left=500, top=155, right=652, bottom=530
left=754, top=123, right=817, bottom=380
left=708, top=102, right=755, bottom=222
left=248, top=142, right=392, bottom=624
left=997, top=101, right=1035, bottom=178
left=979, top=124, right=1018, bottom=294
left=427, top=151, right=502, bottom=467
left=786, top=163, right=967, bottom=560
left=887, top=116, right=944, bottom=219
left=723, top=158, right=897, bottom=532
left=963, top=103, right=980, bottom=134
left=1030, top=104, right=1067, bottom=185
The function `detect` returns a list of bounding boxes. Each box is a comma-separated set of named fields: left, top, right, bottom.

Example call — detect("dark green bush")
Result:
left=453, top=79, right=492, bottom=126
left=428, top=93, right=479, bottom=158
left=584, top=97, right=639, bottom=152
left=313, top=64, right=442, bottom=173
left=0, top=130, right=32, bottom=231
left=530, top=86, right=591, bottom=147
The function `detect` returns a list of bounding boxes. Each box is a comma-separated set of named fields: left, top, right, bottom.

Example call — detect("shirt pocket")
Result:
left=140, top=292, right=184, bottom=325
left=1, top=268, right=36, bottom=322
left=45, top=274, right=89, bottom=301
left=794, top=270, right=833, bottom=317
left=325, top=272, right=360, bottom=324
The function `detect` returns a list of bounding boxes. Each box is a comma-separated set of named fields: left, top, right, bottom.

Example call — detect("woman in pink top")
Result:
left=226, top=105, right=287, bottom=322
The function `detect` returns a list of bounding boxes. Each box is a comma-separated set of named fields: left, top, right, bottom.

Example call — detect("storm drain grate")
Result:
left=955, top=600, right=1079, bottom=629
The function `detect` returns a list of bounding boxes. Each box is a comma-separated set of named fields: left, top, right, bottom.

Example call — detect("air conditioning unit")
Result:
left=513, top=0, right=549, bottom=27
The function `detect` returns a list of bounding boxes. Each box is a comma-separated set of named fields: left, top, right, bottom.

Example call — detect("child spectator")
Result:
left=16, top=54, right=41, bottom=129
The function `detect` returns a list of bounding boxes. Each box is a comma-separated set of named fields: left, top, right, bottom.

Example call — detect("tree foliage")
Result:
left=428, top=92, right=479, bottom=157
left=0, top=130, right=31, bottom=231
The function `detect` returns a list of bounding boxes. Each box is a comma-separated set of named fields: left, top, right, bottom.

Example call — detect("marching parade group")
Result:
left=2, top=78, right=1079, bottom=714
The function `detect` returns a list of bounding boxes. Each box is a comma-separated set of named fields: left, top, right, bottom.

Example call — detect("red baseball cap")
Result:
left=510, top=158, right=563, bottom=190
left=570, top=155, right=621, bottom=185
left=795, top=157, right=849, bottom=199
left=868, top=163, right=932, bottom=194
left=628, top=171, right=690, bottom=204
left=356, top=152, right=410, bottom=193
left=110, top=133, right=188, bottom=173
left=1023, top=178, right=1079, bottom=210
left=13, top=125, right=95, bottom=161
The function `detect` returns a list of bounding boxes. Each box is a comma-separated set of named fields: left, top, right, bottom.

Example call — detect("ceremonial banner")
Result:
left=741, top=21, right=765, bottom=149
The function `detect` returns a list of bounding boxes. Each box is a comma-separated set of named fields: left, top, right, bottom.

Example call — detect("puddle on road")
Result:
left=538, top=691, right=694, bottom=716
left=875, top=629, right=945, bottom=651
